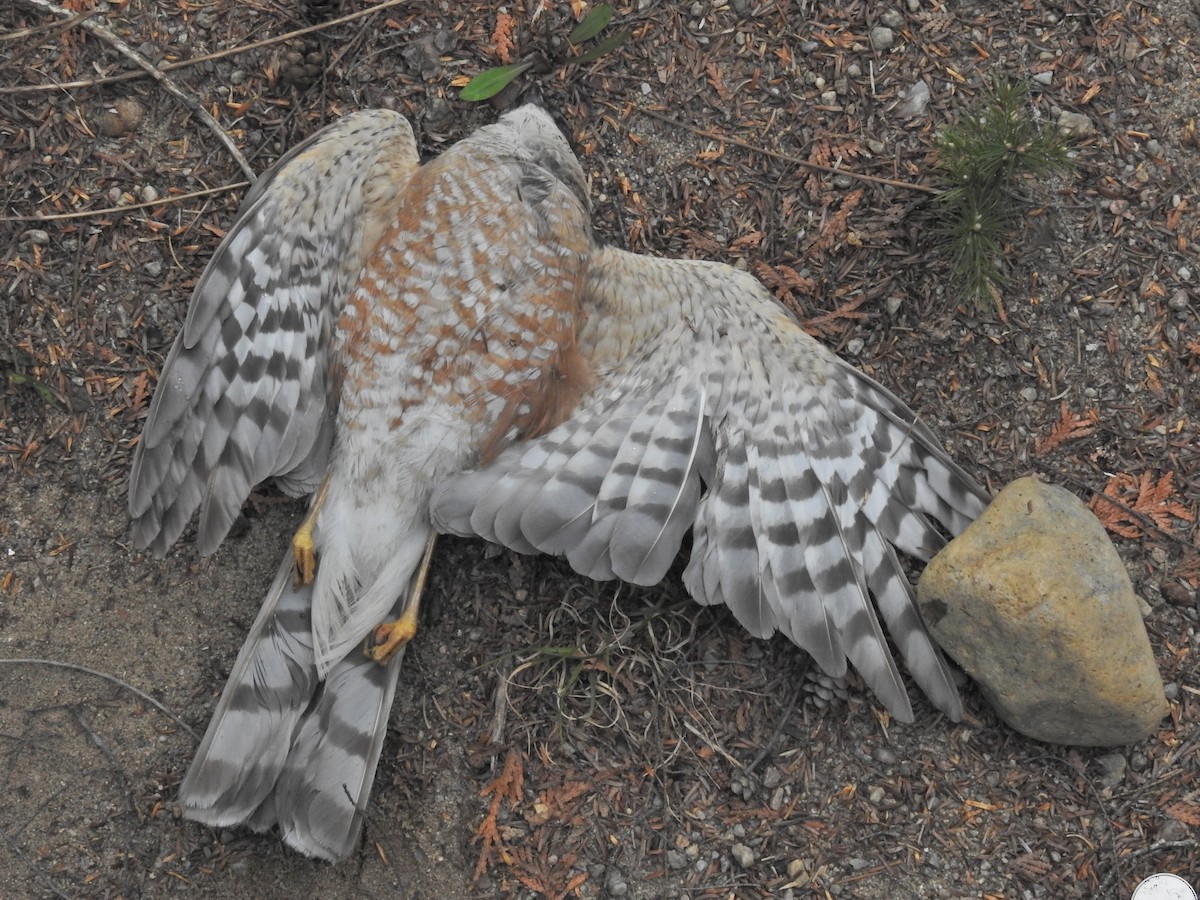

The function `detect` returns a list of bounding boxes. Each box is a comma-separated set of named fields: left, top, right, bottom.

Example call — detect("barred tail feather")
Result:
left=180, top=549, right=407, bottom=860
left=270, top=643, right=403, bottom=860
left=179, top=552, right=320, bottom=825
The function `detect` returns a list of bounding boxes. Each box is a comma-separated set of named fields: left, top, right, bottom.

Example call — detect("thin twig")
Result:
left=1, top=0, right=410, bottom=95
left=634, top=106, right=938, bottom=194
left=70, top=706, right=137, bottom=818
left=15, top=0, right=255, bottom=180
left=0, top=181, right=250, bottom=223
left=1, top=7, right=94, bottom=41
left=0, top=658, right=198, bottom=740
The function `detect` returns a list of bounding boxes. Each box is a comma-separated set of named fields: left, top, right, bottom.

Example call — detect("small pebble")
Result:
left=1019, top=387, right=1038, bottom=402
left=731, top=843, right=755, bottom=868
left=1096, top=752, right=1126, bottom=787
left=1177, top=266, right=1193, bottom=281
left=1056, top=110, right=1095, bottom=137
left=897, top=79, right=931, bottom=117
left=880, top=9, right=905, bottom=29
left=869, top=26, right=895, bottom=51
left=22, top=229, right=50, bottom=246
left=1032, top=71, right=1053, bottom=85
left=605, top=871, right=628, bottom=897
left=872, top=746, right=898, bottom=765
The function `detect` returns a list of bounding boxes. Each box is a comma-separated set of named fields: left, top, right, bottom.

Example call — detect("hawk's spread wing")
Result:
left=432, top=246, right=989, bottom=722
left=128, top=110, right=419, bottom=556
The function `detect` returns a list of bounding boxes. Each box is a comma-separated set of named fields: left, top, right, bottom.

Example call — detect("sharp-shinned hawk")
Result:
left=128, top=106, right=989, bottom=860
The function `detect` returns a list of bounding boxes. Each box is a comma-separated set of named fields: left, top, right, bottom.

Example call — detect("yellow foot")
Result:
left=292, top=529, right=317, bottom=588
left=364, top=613, right=418, bottom=664
left=291, top=476, right=330, bottom=588
left=364, top=531, right=437, bottom=664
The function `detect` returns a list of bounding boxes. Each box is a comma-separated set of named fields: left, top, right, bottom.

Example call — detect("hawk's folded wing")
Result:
left=128, top=110, right=419, bottom=556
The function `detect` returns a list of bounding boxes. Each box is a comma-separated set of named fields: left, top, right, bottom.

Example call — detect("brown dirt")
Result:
left=2, top=1, right=1199, bottom=898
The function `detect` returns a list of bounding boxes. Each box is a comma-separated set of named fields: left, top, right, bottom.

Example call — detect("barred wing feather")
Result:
left=128, top=110, right=419, bottom=557
left=433, top=245, right=988, bottom=721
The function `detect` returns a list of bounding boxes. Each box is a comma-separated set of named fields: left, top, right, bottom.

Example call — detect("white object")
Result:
left=1132, top=873, right=1198, bottom=900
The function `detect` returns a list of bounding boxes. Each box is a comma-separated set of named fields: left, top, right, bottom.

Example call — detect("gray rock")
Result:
left=1056, top=110, right=1095, bottom=137
left=1096, top=751, right=1126, bottom=787
left=605, top=870, right=629, bottom=897
left=896, top=79, right=930, bottom=117
left=870, top=26, right=896, bottom=51
left=880, top=10, right=905, bottom=29
left=731, top=843, right=755, bottom=868
left=917, top=476, right=1167, bottom=746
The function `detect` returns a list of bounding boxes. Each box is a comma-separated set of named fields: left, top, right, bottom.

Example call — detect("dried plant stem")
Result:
left=1, top=181, right=250, bottom=223
left=2, top=0, right=409, bottom=95
left=635, top=106, right=937, bottom=194
left=0, top=658, right=198, bottom=739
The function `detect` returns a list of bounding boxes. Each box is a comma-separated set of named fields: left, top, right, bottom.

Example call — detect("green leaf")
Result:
left=571, top=29, right=628, bottom=64
left=568, top=4, right=614, bottom=44
left=461, top=61, right=534, bottom=101
left=8, top=373, right=60, bottom=407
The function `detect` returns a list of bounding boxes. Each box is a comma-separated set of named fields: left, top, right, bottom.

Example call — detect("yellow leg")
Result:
left=364, top=531, right=438, bottom=664
left=292, top=475, right=331, bottom=588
